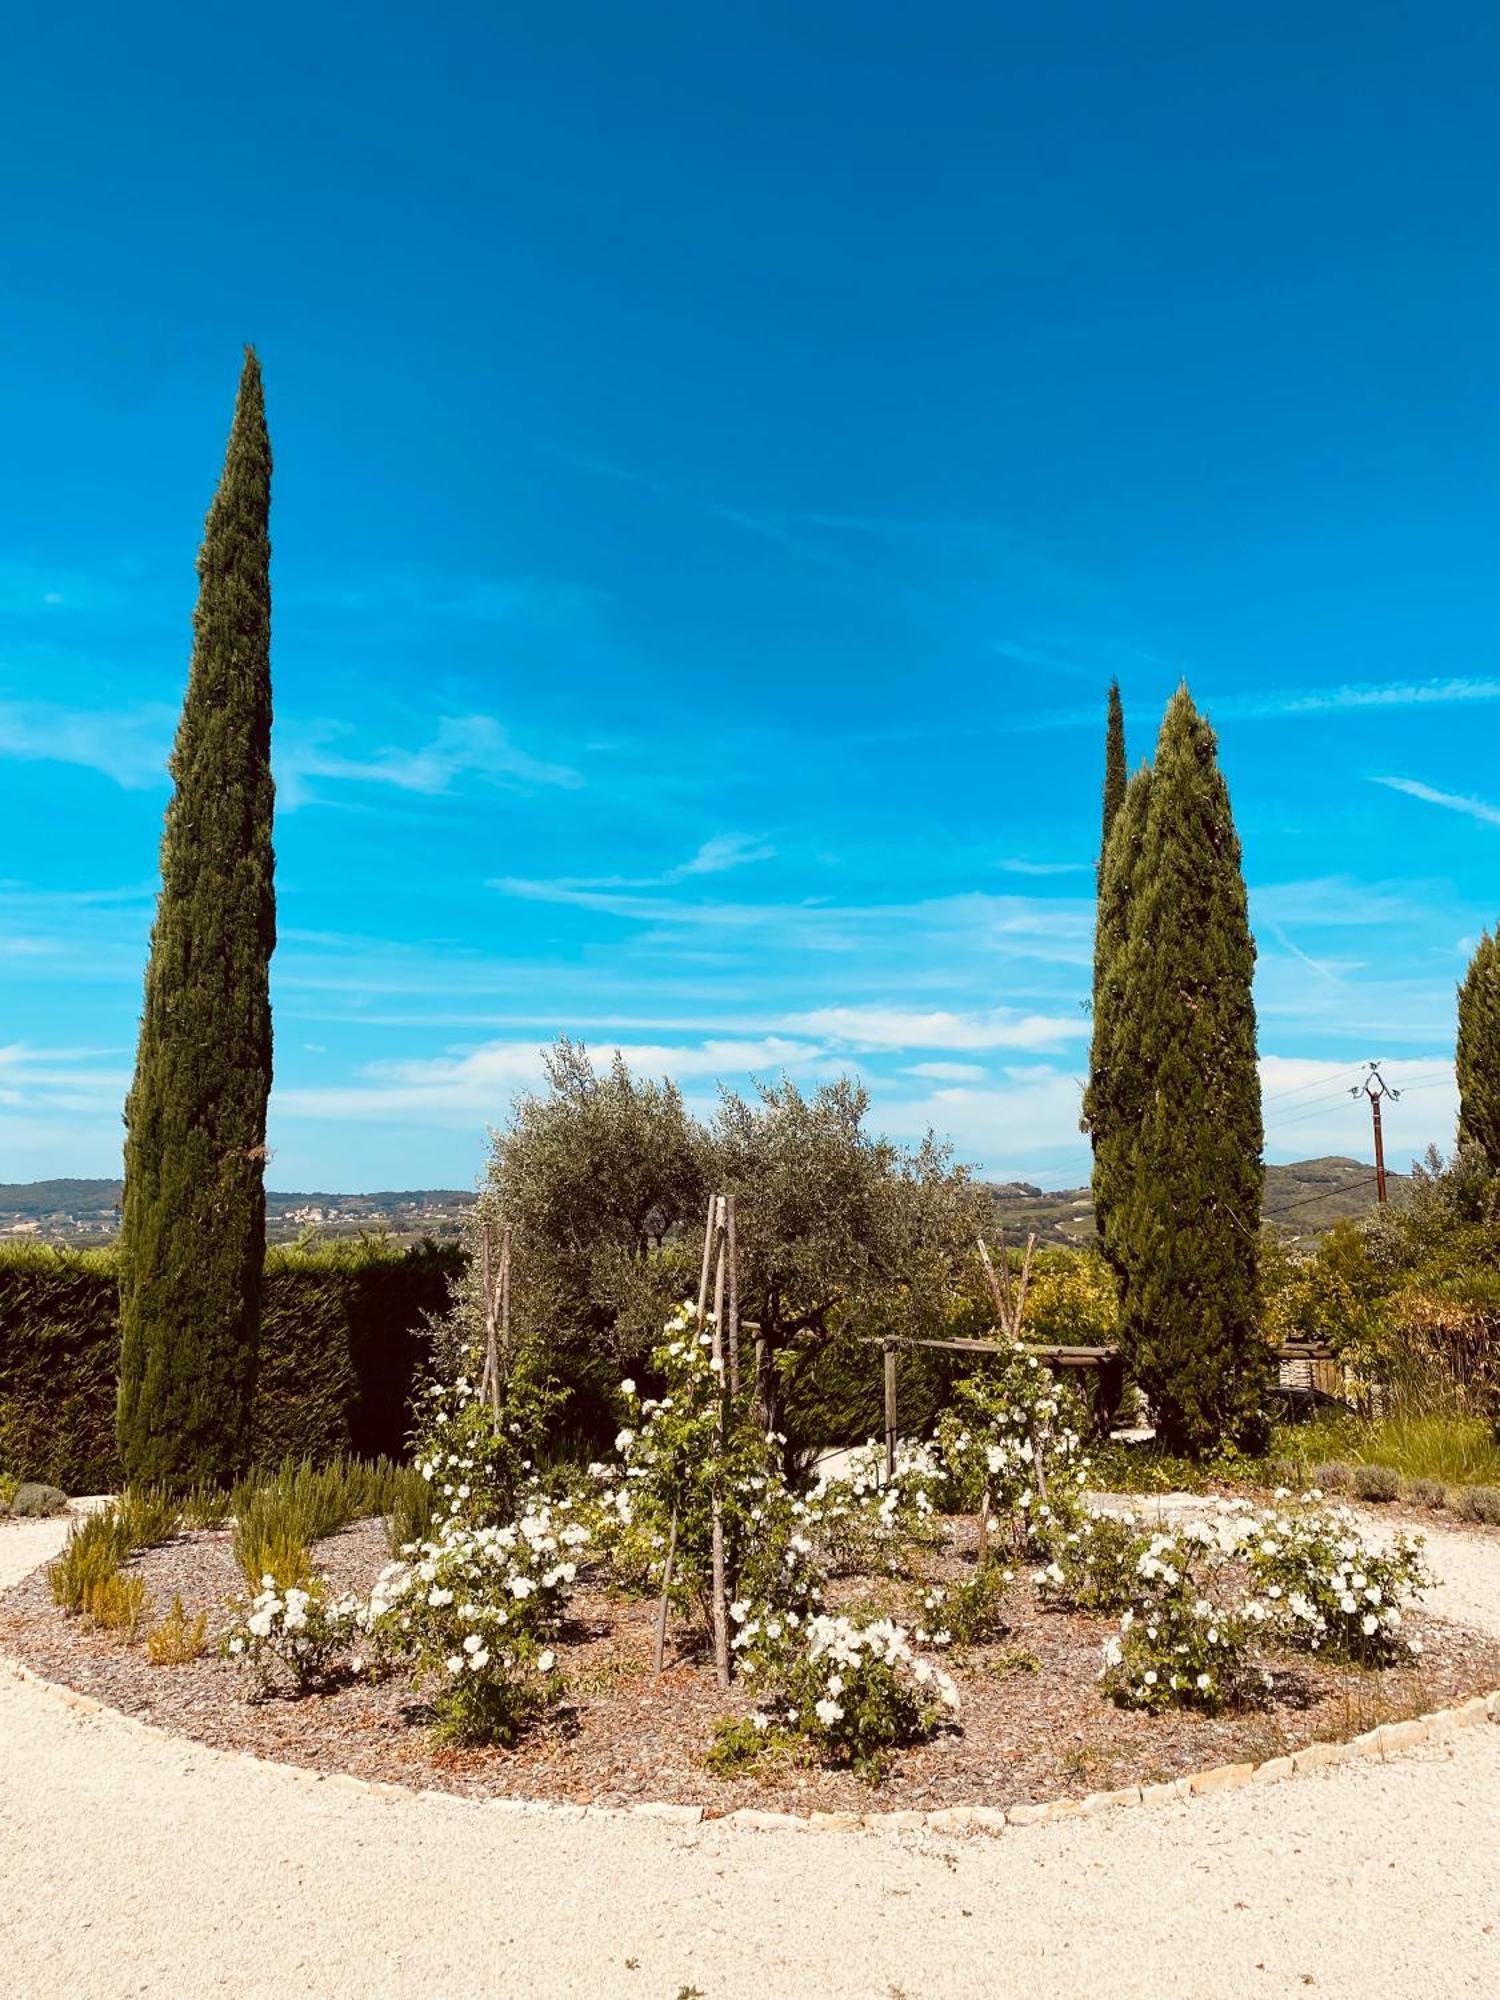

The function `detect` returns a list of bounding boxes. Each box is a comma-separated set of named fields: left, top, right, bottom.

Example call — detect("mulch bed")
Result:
left=4, top=1517, right=1499, bottom=1817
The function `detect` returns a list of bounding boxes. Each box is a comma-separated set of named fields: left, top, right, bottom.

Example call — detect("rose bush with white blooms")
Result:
left=934, top=1348, right=1090, bottom=1555
left=1089, top=1494, right=1430, bottom=1711
left=722, top=1613, right=959, bottom=1781
left=1246, top=1494, right=1429, bottom=1667
left=369, top=1500, right=591, bottom=1744
left=223, top=1577, right=363, bottom=1696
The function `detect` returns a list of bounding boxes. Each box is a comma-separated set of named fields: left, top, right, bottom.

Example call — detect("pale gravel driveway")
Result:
left=2, top=1507, right=1498, bottom=2000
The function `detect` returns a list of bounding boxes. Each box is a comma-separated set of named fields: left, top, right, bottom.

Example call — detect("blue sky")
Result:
left=3, top=2, right=1498, bottom=1189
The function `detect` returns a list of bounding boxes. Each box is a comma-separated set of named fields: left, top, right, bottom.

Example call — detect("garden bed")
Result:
left=4, top=1513, right=1499, bottom=1817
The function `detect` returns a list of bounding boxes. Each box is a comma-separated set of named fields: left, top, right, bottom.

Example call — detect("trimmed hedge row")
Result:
left=0, top=1240, right=462, bottom=1491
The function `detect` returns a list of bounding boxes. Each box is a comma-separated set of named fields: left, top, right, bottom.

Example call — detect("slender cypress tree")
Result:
left=1084, top=761, right=1153, bottom=1262
left=1100, top=680, right=1127, bottom=874
left=1457, top=930, right=1500, bottom=1173
left=1085, top=680, right=1132, bottom=1160
left=1105, top=687, right=1267, bottom=1455
left=117, top=349, right=276, bottom=1486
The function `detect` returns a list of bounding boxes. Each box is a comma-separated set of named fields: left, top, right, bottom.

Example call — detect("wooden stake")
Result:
left=651, top=1504, right=680, bottom=1675
left=883, top=1339, right=898, bottom=1482
left=709, top=1196, right=730, bottom=1690
left=725, top=1192, right=741, bottom=1402
left=498, top=1221, right=513, bottom=1382
left=695, top=1192, right=717, bottom=1324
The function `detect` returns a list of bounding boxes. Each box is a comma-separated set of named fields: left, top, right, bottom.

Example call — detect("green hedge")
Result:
left=0, top=1240, right=462, bottom=1491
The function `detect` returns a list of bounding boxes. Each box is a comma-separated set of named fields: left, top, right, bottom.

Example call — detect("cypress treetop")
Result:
left=1104, top=685, right=1267, bottom=1455
left=1100, top=679, right=1127, bottom=876
left=1084, top=759, right=1153, bottom=1243
left=1457, top=929, right=1500, bottom=1174
left=117, top=348, right=276, bottom=1487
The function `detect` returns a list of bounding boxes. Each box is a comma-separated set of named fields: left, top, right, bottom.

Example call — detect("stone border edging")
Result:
left=4, top=1651, right=1496, bottom=1837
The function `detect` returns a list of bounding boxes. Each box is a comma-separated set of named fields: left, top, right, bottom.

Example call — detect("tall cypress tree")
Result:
left=1457, top=930, right=1500, bottom=1173
left=1105, top=686, right=1267, bottom=1455
left=1100, top=679, right=1127, bottom=873
left=1084, top=760, right=1153, bottom=1262
left=117, top=349, right=276, bottom=1486
left=1085, top=680, right=1132, bottom=1162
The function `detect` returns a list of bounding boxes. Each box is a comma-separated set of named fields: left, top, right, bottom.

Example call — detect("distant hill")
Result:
left=0, top=1180, right=476, bottom=1243
left=2, top=1158, right=1394, bottom=1249
left=986, top=1155, right=1399, bottom=1248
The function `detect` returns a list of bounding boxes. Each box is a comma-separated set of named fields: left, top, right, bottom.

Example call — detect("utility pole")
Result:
left=1351, top=1061, right=1401, bottom=1203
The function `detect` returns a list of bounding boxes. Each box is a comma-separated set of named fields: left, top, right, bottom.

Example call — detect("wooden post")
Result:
left=708, top=1196, right=731, bottom=1690
left=883, top=1339, right=898, bottom=1482
left=725, top=1192, right=741, bottom=1402
left=695, top=1192, right=717, bottom=1323
left=498, top=1221, right=513, bottom=1382
left=479, top=1219, right=505, bottom=1417
left=651, top=1504, right=679, bottom=1675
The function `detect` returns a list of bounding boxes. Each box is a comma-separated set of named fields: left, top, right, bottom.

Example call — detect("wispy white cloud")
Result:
left=676, top=833, right=776, bottom=876
left=277, top=716, right=581, bottom=808
left=0, top=698, right=580, bottom=808
left=995, top=858, right=1091, bottom=877
left=783, top=1004, right=1082, bottom=1053
left=1016, top=677, right=1500, bottom=734
left=1370, top=775, right=1500, bottom=828
left=0, top=699, right=175, bottom=788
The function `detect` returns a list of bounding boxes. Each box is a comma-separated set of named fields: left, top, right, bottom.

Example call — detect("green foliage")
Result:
left=49, top=1509, right=131, bottom=1613
left=479, top=1038, right=707, bottom=1448
left=0, top=1240, right=460, bottom=1490
left=83, top=1570, right=151, bottom=1639
left=0, top=1471, right=16, bottom=1513
left=1089, top=687, right=1269, bottom=1456
left=1281, top=1411, right=1500, bottom=1488
left=7, top=1480, right=68, bottom=1518
left=922, top=1554, right=1013, bottom=1645
left=1100, top=679, right=1128, bottom=869
left=704, top=1714, right=770, bottom=1774
left=118, top=350, right=277, bottom=1488
left=715, top=1075, right=986, bottom=1428
left=147, top=1594, right=209, bottom=1665
left=1039, top=1512, right=1148, bottom=1613
left=1350, top=1463, right=1400, bottom=1503
left=1458, top=930, right=1500, bottom=1175
left=1018, top=1248, right=1119, bottom=1347
left=1455, top=1484, right=1500, bottom=1526
left=229, top=1456, right=402, bottom=1588
left=114, top=1485, right=183, bottom=1550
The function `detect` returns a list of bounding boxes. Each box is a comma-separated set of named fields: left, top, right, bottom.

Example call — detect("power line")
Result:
left=1263, top=1173, right=1380, bottom=1220
left=1260, top=1063, right=1365, bottom=1108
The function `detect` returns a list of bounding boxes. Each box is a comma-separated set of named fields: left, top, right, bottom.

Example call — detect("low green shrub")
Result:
left=115, top=1485, right=182, bottom=1549
left=83, top=1570, right=150, bottom=1639
left=0, top=1471, right=18, bottom=1512
left=48, top=1509, right=130, bottom=1613
left=1404, top=1477, right=1448, bottom=1510
left=147, top=1594, right=208, bottom=1665
left=1039, top=1512, right=1149, bottom=1614
left=1455, top=1484, right=1500, bottom=1527
left=1312, top=1460, right=1353, bottom=1493
left=1350, top=1463, right=1401, bottom=1504
left=9, top=1480, right=68, bottom=1518
left=705, top=1715, right=770, bottom=1775
left=920, top=1556, right=1012, bottom=1646
left=229, top=1456, right=404, bottom=1589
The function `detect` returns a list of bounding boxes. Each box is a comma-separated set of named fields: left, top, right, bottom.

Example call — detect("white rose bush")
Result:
left=223, top=1577, right=364, bottom=1696
left=367, top=1499, right=590, bottom=1744
left=1080, top=1495, right=1431, bottom=1713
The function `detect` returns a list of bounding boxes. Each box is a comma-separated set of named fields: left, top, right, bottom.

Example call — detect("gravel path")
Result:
left=2, top=1505, right=1498, bottom=2000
